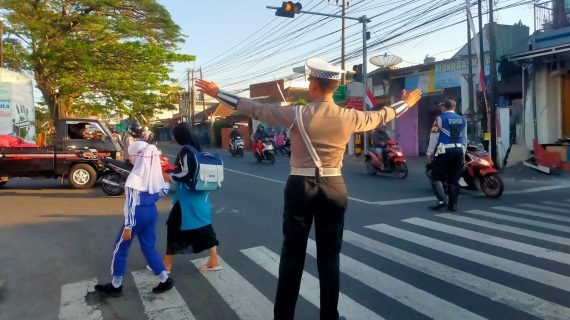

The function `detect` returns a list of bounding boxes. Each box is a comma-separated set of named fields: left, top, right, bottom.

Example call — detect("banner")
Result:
left=0, top=71, right=36, bottom=143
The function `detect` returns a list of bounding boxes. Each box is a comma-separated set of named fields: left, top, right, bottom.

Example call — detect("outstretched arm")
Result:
left=196, top=79, right=294, bottom=126
left=353, top=89, right=422, bottom=132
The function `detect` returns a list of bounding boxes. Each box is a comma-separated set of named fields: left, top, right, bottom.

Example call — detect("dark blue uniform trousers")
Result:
left=110, top=202, right=166, bottom=276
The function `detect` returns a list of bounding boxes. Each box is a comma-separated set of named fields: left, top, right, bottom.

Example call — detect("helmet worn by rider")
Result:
left=128, top=122, right=143, bottom=138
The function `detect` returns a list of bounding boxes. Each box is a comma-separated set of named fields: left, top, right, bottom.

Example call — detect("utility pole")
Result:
left=0, top=17, right=4, bottom=68
left=488, top=0, right=498, bottom=166
left=190, top=69, right=195, bottom=127
left=361, top=16, right=370, bottom=153
left=467, top=8, right=475, bottom=141
left=477, top=0, right=488, bottom=149
left=200, top=67, right=206, bottom=122
left=341, top=0, right=347, bottom=85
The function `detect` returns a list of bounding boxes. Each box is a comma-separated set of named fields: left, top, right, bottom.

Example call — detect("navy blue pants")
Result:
left=110, top=203, right=166, bottom=276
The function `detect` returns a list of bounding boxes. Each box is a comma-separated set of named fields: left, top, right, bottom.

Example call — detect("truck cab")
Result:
left=57, top=119, right=123, bottom=160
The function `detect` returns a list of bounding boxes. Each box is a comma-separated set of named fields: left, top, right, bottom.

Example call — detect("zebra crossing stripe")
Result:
left=343, top=231, right=570, bottom=320
left=367, top=224, right=570, bottom=292
left=493, top=206, right=570, bottom=223
left=131, top=270, right=196, bottom=320
left=542, top=201, right=570, bottom=209
left=519, top=203, right=570, bottom=215
left=190, top=256, right=273, bottom=320
left=306, top=239, right=487, bottom=320
left=58, top=278, right=102, bottom=320
left=403, top=218, right=570, bottom=265
left=466, top=210, right=570, bottom=234
left=436, top=213, right=570, bottom=246
left=240, top=246, right=383, bottom=320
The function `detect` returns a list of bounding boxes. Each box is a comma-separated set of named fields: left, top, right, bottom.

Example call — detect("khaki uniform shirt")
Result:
left=237, top=97, right=397, bottom=168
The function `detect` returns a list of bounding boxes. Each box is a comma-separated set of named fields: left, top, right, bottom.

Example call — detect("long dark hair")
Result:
left=173, top=122, right=201, bottom=151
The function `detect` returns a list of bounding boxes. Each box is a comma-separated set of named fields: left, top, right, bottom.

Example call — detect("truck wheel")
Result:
left=0, top=176, right=8, bottom=187
left=68, top=164, right=97, bottom=189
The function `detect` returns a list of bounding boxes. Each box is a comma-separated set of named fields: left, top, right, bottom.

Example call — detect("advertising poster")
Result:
left=0, top=71, right=36, bottom=143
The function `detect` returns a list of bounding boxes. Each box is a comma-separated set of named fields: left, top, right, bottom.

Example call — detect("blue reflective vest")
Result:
left=438, top=112, right=466, bottom=145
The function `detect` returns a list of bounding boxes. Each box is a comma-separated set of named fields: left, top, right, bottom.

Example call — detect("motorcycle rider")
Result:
left=251, top=124, right=268, bottom=155
left=229, top=125, right=242, bottom=151
left=123, top=123, right=143, bottom=165
left=426, top=98, right=467, bottom=212
left=372, top=124, right=391, bottom=170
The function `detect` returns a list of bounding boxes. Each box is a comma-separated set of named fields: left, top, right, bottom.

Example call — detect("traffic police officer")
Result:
left=196, top=58, right=422, bottom=320
left=426, top=98, right=467, bottom=212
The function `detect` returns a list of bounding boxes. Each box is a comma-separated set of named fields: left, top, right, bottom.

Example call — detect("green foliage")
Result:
left=0, top=0, right=192, bottom=120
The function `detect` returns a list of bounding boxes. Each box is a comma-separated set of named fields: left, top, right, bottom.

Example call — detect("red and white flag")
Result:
left=364, top=88, right=377, bottom=111
left=465, top=0, right=486, bottom=92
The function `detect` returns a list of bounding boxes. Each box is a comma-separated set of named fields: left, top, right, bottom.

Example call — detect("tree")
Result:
left=0, top=0, right=192, bottom=120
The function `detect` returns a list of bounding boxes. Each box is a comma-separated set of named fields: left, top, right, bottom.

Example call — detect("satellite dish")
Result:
left=370, top=53, right=402, bottom=69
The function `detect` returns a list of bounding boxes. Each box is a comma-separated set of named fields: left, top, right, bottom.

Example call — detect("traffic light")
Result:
left=275, top=2, right=302, bottom=18
left=352, top=64, right=363, bottom=82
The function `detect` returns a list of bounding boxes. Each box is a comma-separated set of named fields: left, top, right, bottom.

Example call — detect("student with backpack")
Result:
left=161, top=122, right=222, bottom=272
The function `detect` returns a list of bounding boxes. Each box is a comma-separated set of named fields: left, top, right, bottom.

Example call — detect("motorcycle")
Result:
left=425, top=142, right=504, bottom=198
left=229, top=136, right=245, bottom=157
left=254, top=138, right=275, bottom=164
left=100, top=153, right=174, bottom=196
left=365, top=140, right=408, bottom=179
left=278, top=137, right=291, bottom=157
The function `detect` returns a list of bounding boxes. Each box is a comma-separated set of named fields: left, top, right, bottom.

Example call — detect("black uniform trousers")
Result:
left=275, top=175, right=348, bottom=320
left=431, top=147, right=464, bottom=186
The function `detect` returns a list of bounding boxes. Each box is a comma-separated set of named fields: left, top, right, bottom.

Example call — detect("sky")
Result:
left=157, top=0, right=535, bottom=93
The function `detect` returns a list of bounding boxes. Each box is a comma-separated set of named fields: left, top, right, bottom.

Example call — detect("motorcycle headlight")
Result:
left=396, top=151, right=403, bottom=157
left=476, top=158, right=491, bottom=166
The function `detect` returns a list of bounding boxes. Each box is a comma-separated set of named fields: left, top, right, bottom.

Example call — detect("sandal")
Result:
left=199, top=263, right=222, bottom=271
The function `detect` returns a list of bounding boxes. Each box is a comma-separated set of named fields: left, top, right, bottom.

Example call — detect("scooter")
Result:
left=364, top=140, right=408, bottom=179
left=425, top=143, right=504, bottom=198
left=229, top=136, right=245, bottom=157
left=254, top=138, right=275, bottom=164
left=100, top=153, right=174, bottom=196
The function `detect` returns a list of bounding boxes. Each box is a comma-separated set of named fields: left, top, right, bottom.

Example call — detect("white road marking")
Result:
left=367, top=224, right=570, bottom=292
left=240, top=246, right=382, bottom=320
left=519, top=203, right=570, bottom=215
left=504, top=185, right=570, bottom=194
left=58, top=278, right=102, bottom=320
left=372, top=196, right=434, bottom=205
left=306, top=239, right=487, bottom=320
left=466, top=210, right=570, bottom=234
left=493, top=206, right=570, bottom=223
left=190, top=257, right=273, bottom=320
left=436, top=213, right=570, bottom=246
left=343, top=231, right=570, bottom=320
left=542, top=201, right=570, bottom=209
left=131, top=270, right=196, bottom=320
left=403, top=218, right=570, bottom=265
left=224, top=168, right=374, bottom=204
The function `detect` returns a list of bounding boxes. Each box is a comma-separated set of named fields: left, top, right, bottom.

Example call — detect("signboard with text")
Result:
left=434, top=54, right=500, bottom=89
left=0, top=70, right=36, bottom=142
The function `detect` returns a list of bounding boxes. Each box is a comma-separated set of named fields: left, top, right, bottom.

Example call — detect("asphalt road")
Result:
left=1, top=142, right=569, bottom=320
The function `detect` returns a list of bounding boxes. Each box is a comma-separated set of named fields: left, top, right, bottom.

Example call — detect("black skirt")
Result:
left=166, top=202, right=219, bottom=255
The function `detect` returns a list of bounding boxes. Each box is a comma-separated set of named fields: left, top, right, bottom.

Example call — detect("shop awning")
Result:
left=212, top=103, right=237, bottom=117
left=509, top=43, right=570, bottom=61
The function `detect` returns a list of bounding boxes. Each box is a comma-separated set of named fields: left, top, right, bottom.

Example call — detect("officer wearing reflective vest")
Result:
left=196, top=57, right=422, bottom=320
left=426, top=98, right=467, bottom=212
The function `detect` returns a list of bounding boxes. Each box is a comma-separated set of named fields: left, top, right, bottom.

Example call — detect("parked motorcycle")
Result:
left=365, top=140, right=408, bottom=179
left=229, top=136, right=245, bottom=157
left=100, top=154, right=174, bottom=196
left=425, top=142, right=504, bottom=198
left=254, top=138, right=275, bottom=164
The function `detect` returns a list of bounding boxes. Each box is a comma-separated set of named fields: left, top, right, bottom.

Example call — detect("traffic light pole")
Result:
left=267, top=6, right=371, bottom=153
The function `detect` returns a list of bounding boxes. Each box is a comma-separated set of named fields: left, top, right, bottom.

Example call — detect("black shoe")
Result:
left=94, top=283, right=122, bottom=297
left=448, top=204, right=458, bottom=212
left=430, top=201, right=447, bottom=211
left=152, top=278, right=174, bottom=294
